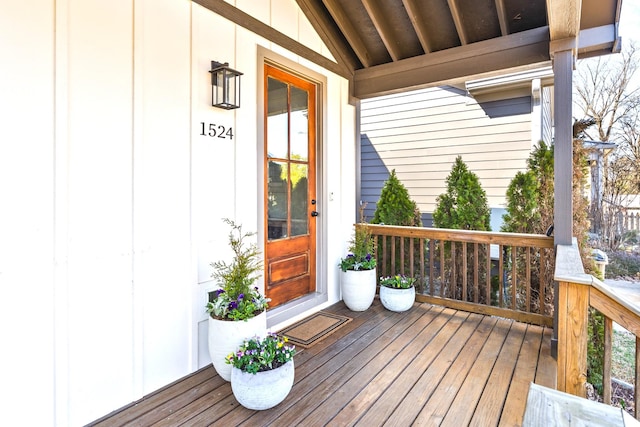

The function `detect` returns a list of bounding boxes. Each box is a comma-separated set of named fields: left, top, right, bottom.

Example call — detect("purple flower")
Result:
left=365, top=253, right=372, bottom=261
left=229, top=301, right=238, bottom=310
left=238, top=293, right=244, bottom=300
left=215, top=289, right=225, bottom=297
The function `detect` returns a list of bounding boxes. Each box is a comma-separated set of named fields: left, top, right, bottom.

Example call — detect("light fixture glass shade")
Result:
left=210, top=61, right=242, bottom=110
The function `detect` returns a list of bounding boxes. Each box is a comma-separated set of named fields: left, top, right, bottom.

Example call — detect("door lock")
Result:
left=311, top=211, right=319, bottom=217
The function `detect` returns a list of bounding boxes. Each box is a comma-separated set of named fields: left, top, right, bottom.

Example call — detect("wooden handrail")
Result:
left=358, top=224, right=555, bottom=326
left=555, top=241, right=640, bottom=419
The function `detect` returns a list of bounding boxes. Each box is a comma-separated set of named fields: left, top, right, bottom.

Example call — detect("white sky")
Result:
left=619, top=1, right=640, bottom=43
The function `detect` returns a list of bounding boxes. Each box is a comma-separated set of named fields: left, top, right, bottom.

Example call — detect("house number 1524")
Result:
left=199, top=122, right=234, bottom=139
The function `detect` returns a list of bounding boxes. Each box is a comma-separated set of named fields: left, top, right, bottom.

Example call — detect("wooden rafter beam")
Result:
left=402, top=0, right=432, bottom=53
left=192, top=0, right=352, bottom=79
left=447, top=0, right=468, bottom=45
left=546, top=0, right=582, bottom=41
left=322, top=0, right=372, bottom=67
left=295, top=0, right=359, bottom=74
left=361, top=0, right=400, bottom=61
left=494, top=0, right=509, bottom=36
left=354, top=26, right=550, bottom=99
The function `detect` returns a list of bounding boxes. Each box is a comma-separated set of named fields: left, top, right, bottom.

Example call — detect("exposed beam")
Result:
left=322, top=0, right=372, bottom=67
left=447, top=0, right=469, bottom=45
left=295, top=0, right=360, bottom=74
left=361, top=0, right=400, bottom=61
left=546, top=0, right=582, bottom=41
left=402, top=0, right=432, bottom=53
left=192, top=0, right=351, bottom=79
left=354, top=26, right=550, bottom=99
left=495, top=0, right=509, bottom=36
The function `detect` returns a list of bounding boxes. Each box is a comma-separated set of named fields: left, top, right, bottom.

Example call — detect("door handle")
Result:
left=311, top=211, right=319, bottom=217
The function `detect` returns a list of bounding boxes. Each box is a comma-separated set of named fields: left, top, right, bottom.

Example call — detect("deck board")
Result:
left=88, top=300, right=556, bottom=427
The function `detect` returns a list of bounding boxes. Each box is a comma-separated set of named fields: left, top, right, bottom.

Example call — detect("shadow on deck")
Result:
left=89, top=300, right=556, bottom=426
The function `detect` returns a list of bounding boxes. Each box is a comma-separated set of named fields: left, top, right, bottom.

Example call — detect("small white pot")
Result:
left=231, top=360, right=295, bottom=410
left=340, top=268, right=377, bottom=311
left=208, top=310, right=267, bottom=381
left=380, top=285, right=415, bottom=312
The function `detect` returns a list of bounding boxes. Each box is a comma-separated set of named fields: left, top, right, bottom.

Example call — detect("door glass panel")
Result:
left=268, top=160, right=288, bottom=240
left=290, top=164, right=308, bottom=237
left=290, top=86, right=309, bottom=161
left=267, top=77, right=289, bottom=159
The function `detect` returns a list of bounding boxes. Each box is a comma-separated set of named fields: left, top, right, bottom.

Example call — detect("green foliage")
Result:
left=372, top=169, right=422, bottom=226
left=501, top=172, right=539, bottom=233
left=339, top=206, right=377, bottom=272
left=206, top=219, right=268, bottom=320
left=225, top=333, right=296, bottom=374
left=433, top=156, right=491, bottom=231
left=502, top=141, right=554, bottom=234
left=379, top=275, right=416, bottom=289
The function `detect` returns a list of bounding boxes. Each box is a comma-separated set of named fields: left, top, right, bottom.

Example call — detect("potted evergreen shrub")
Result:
left=226, top=333, right=296, bottom=410
left=206, top=218, right=269, bottom=382
left=339, top=215, right=377, bottom=311
left=379, top=275, right=416, bottom=312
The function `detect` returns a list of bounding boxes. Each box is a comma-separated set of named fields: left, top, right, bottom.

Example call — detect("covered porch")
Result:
left=89, top=299, right=554, bottom=426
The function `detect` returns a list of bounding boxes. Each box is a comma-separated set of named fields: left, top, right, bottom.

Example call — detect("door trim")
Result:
left=257, top=47, right=328, bottom=328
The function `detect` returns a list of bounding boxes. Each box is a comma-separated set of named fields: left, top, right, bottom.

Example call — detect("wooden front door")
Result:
left=264, top=64, right=317, bottom=308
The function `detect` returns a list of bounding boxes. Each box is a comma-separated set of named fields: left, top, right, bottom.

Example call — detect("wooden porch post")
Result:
left=556, top=279, right=590, bottom=397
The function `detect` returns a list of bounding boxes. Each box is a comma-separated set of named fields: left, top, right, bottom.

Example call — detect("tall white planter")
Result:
left=231, top=360, right=295, bottom=410
left=340, top=269, right=377, bottom=311
left=380, top=285, right=415, bottom=312
left=208, top=310, right=267, bottom=381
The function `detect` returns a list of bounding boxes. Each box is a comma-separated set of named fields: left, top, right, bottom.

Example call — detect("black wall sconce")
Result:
left=209, top=61, right=242, bottom=110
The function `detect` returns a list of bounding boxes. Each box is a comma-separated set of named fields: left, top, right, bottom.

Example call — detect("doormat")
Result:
left=278, top=312, right=352, bottom=348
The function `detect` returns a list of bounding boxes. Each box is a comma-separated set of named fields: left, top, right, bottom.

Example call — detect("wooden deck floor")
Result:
left=89, top=300, right=556, bottom=426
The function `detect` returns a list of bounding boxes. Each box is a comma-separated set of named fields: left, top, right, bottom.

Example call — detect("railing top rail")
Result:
left=361, top=224, right=555, bottom=248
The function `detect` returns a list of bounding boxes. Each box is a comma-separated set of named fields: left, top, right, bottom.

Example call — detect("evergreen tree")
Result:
left=433, top=156, right=491, bottom=231
left=372, top=169, right=422, bottom=226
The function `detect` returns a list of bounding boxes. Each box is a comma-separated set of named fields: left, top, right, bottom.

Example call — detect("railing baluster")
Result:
left=451, top=241, right=456, bottom=299
left=382, top=235, right=387, bottom=277
left=526, top=247, right=531, bottom=312
left=512, top=246, right=517, bottom=310
left=429, top=239, right=434, bottom=296
left=391, top=236, right=396, bottom=275
left=540, top=248, right=546, bottom=315
left=419, top=238, right=424, bottom=293
left=499, top=245, right=504, bottom=308
left=633, top=336, right=640, bottom=420
left=474, top=243, right=479, bottom=303
left=486, top=243, right=491, bottom=306
left=462, top=242, right=467, bottom=302
left=400, top=237, right=405, bottom=275
left=603, top=317, right=612, bottom=405
left=440, top=240, right=445, bottom=298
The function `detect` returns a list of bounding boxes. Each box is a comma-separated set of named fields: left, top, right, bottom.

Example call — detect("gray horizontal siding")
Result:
left=360, top=86, right=533, bottom=222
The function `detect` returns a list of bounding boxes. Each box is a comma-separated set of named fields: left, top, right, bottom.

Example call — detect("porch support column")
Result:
left=550, top=39, right=577, bottom=358
left=552, top=40, right=576, bottom=246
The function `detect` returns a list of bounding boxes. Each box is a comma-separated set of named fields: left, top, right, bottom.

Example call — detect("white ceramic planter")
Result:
left=340, top=268, right=377, bottom=311
left=380, top=285, right=415, bottom=312
left=208, top=310, right=267, bottom=381
left=231, top=360, right=295, bottom=410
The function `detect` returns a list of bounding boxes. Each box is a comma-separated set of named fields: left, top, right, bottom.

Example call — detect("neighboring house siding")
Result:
left=542, top=86, right=554, bottom=145
left=360, top=86, right=532, bottom=225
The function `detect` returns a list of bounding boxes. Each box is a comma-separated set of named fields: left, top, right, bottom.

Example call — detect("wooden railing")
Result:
left=360, top=224, right=555, bottom=327
left=556, top=241, right=640, bottom=419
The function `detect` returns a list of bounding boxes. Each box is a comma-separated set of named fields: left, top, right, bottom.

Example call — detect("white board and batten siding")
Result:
left=360, top=86, right=539, bottom=226
left=0, top=1, right=353, bottom=425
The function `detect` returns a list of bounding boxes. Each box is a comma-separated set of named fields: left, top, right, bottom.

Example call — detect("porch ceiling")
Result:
left=297, top=0, right=622, bottom=98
